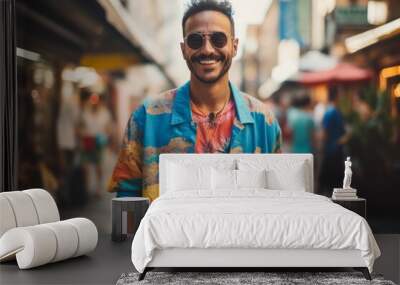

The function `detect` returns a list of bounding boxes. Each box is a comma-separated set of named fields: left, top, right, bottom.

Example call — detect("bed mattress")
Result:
left=131, top=190, right=380, bottom=273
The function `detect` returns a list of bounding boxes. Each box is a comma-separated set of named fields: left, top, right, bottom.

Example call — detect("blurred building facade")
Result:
left=241, top=0, right=400, bottom=95
left=15, top=0, right=188, bottom=207
left=240, top=0, right=400, bottom=221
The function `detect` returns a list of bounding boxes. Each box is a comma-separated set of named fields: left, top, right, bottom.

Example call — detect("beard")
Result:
left=186, top=53, right=232, bottom=84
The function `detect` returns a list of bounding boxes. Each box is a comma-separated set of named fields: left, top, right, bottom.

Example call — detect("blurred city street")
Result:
left=11, top=0, right=400, bottom=245
left=61, top=147, right=117, bottom=234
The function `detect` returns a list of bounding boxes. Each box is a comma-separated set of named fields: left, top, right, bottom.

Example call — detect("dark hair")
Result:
left=182, top=0, right=235, bottom=36
left=292, top=93, right=311, bottom=108
left=328, top=86, right=339, bottom=102
left=80, top=88, right=91, bottom=102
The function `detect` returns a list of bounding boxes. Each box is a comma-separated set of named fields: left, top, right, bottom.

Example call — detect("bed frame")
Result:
left=141, top=248, right=370, bottom=280
left=139, top=154, right=371, bottom=281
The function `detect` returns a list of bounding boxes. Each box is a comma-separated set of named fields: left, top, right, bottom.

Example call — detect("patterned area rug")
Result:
left=116, top=271, right=395, bottom=285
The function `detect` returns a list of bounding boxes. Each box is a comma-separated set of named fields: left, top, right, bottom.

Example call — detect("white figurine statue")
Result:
left=342, top=157, right=353, bottom=189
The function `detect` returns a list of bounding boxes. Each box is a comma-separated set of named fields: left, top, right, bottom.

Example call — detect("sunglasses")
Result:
left=185, top=32, right=229, bottom=50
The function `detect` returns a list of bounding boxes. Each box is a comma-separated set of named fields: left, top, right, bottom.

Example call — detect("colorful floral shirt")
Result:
left=191, top=99, right=235, bottom=153
left=108, top=81, right=282, bottom=201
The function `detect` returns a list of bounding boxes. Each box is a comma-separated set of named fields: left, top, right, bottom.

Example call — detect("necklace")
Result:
left=191, top=95, right=230, bottom=128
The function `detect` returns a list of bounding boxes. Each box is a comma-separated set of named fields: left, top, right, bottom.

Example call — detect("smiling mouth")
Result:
left=192, top=55, right=223, bottom=66
left=199, top=59, right=219, bottom=65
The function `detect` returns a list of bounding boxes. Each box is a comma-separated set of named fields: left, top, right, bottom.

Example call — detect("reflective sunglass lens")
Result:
left=187, top=33, right=203, bottom=49
left=211, top=32, right=227, bottom=48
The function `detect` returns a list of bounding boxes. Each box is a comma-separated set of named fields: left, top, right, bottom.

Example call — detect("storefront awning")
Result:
left=97, top=0, right=178, bottom=86
left=290, top=63, right=373, bottom=86
left=345, top=18, right=400, bottom=53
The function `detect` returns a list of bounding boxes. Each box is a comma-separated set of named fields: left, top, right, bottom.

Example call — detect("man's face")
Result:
left=181, top=11, right=238, bottom=84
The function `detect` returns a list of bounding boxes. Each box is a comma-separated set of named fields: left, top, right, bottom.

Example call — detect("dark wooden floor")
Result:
left=0, top=235, right=133, bottom=285
left=1, top=234, right=399, bottom=284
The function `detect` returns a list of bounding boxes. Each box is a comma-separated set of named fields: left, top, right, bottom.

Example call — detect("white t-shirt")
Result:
left=57, top=95, right=80, bottom=149
left=81, top=106, right=112, bottom=137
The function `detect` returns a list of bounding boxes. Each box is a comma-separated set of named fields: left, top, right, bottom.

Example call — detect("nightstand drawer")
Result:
left=331, top=198, right=366, bottom=218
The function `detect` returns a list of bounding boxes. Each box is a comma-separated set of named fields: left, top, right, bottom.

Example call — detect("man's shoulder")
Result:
left=142, top=88, right=178, bottom=115
left=323, top=106, right=339, bottom=119
left=239, top=92, right=276, bottom=125
left=240, top=92, right=266, bottom=112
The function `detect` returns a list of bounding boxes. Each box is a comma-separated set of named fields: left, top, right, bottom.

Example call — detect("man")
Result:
left=319, top=86, right=347, bottom=195
left=108, top=0, right=282, bottom=200
left=287, top=93, right=315, bottom=154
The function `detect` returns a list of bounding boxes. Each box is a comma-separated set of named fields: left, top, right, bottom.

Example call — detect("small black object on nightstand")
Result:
left=331, top=198, right=366, bottom=218
left=112, top=197, right=149, bottom=242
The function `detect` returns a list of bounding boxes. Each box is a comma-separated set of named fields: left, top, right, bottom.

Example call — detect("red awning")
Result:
left=299, top=63, right=373, bottom=85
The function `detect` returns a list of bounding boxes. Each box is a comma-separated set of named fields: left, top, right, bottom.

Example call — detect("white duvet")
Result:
left=131, top=190, right=380, bottom=273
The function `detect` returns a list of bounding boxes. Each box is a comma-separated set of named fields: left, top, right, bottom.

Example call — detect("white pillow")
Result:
left=168, top=163, right=212, bottom=191
left=212, top=168, right=237, bottom=190
left=266, top=167, right=306, bottom=191
left=237, top=159, right=307, bottom=191
left=236, top=169, right=267, bottom=189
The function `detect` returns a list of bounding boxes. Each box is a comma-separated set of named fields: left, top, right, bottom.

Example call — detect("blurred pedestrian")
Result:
left=352, top=91, right=372, bottom=122
left=80, top=89, right=112, bottom=198
left=313, top=101, right=326, bottom=130
left=57, top=81, right=80, bottom=205
left=276, top=95, right=292, bottom=153
left=319, top=86, right=347, bottom=195
left=287, top=93, right=315, bottom=153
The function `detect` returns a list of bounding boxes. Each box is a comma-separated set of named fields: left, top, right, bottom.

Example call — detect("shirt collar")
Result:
left=171, top=81, right=254, bottom=126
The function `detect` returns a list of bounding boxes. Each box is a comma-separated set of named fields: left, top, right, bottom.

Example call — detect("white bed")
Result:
left=131, top=154, right=380, bottom=280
